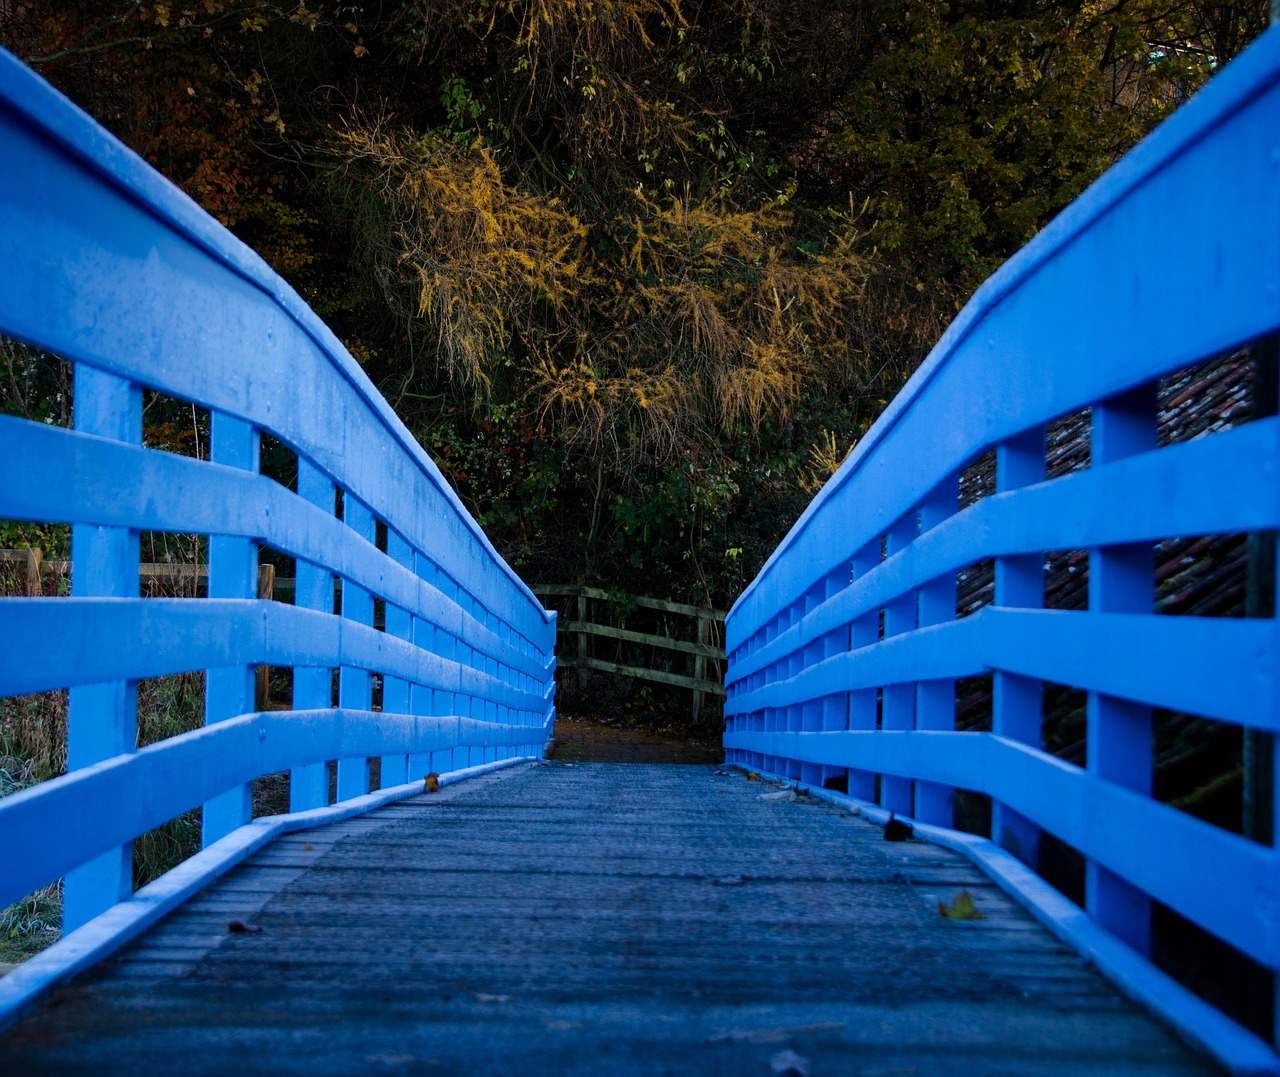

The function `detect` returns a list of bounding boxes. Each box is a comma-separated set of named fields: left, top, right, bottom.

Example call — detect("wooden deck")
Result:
left=0, top=763, right=1220, bottom=1075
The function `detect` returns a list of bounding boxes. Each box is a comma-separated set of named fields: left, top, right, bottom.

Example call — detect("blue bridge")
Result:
left=1, top=25, right=1280, bottom=1076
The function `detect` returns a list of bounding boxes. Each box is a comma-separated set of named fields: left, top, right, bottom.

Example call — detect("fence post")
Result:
left=1086, top=386, right=1156, bottom=956
left=576, top=589, right=588, bottom=694
left=24, top=546, right=41, bottom=596
left=692, top=610, right=710, bottom=725
left=992, top=426, right=1045, bottom=867
left=203, top=411, right=259, bottom=845
left=63, top=366, right=141, bottom=932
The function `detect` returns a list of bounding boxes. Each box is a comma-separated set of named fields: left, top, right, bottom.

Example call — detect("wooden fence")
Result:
left=724, top=29, right=1280, bottom=1071
left=533, top=585, right=725, bottom=723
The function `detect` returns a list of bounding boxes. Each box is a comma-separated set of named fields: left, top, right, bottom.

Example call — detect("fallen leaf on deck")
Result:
left=747, top=772, right=761, bottom=781
left=771, top=1048, right=812, bottom=1076
left=227, top=920, right=262, bottom=934
left=937, top=890, right=984, bottom=920
left=304, top=842, right=314, bottom=851
left=424, top=772, right=440, bottom=793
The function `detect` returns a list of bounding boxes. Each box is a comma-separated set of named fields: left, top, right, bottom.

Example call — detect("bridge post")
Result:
left=820, top=569, right=850, bottom=790
left=915, top=473, right=960, bottom=827
left=409, top=551, right=437, bottom=780
left=992, top=426, right=1045, bottom=867
left=202, top=412, right=260, bottom=845
left=380, top=529, right=414, bottom=787
left=337, top=494, right=375, bottom=800
left=798, top=579, right=827, bottom=788
left=1086, top=385, right=1156, bottom=956
left=63, top=366, right=141, bottom=932
left=847, top=542, right=879, bottom=802
left=290, top=460, right=337, bottom=811
left=881, top=513, right=920, bottom=815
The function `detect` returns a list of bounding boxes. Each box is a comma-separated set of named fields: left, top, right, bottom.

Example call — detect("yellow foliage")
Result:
left=333, top=122, right=870, bottom=470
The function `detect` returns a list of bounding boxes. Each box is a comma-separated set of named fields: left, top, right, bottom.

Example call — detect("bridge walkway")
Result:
left=0, top=763, right=1216, bottom=1076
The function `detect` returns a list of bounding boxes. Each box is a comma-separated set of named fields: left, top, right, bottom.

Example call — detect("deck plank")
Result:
left=0, top=762, right=1222, bottom=1075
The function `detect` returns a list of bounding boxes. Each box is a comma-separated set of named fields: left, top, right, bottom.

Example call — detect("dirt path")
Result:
left=546, top=714, right=723, bottom=763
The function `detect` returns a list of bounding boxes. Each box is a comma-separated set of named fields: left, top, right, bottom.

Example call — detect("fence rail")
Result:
left=0, top=39, right=555, bottom=1009
left=724, top=27, right=1280, bottom=1072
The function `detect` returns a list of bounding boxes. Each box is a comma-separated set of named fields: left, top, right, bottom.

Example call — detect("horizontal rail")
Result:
left=724, top=25, right=1280, bottom=1071
left=558, top=619, right=724, bottom=659
left=0, top=708, right=548, bottom=911
left=560, top=655, right=726, bottom=696
left=534, top=584, right=726, bottom=621
left=0, top=43, right=556, bottom=944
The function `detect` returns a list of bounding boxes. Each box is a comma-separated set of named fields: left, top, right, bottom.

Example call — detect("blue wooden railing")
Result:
left=725, top=27, right=1280, bottom=1073
left=0, top=43, right=555, bottom=1008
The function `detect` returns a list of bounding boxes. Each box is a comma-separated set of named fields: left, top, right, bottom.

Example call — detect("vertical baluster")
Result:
left=847, top=541, right=879, bottom=801
left=799, top=579, right=825, bottom=787
left=820, top=570, right=849, bottom=790
left=407, top=551, right=436, bottom=782
left=64, top=366, right=141, bottom=932
left=458, top=594, right=480, bottom=768
left=541, top=609, right=558, bottom=758
left=436, top=575, right=465, bottom=773
left=203, top=412, right=259, bottom=845
left=290, top=460, right=335, bottom=811
left=993, top=426, right=1045, bottom=865
left=1256, top=335, right=1280, bottom=1049
left=381, top=529, right=414, bottom=787
left=337, top=495, right=375, bottom=800
left=760, top=616, right=777, bottom=774
left=881, top=512, right=919, bottom=815
left=1087, top=386, right=1156, bottom=954
left=916, top=472, right=960, bottom=826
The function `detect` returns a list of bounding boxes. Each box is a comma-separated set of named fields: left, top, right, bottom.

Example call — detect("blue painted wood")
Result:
left=64, top=366, right=141, bottom=933
left=337, top=495, right=375, bottom=801
left=203, top=412, right=260, bottom=846
left=725, top=25, right=1280, bottom=1057
left=0, top=710, right=548, bottom=914
left=992, top=426, right=1044, bottom=868
left=382, top=529, right=414, bottom=789
left=1086, top=386, right=1158, bottom=957
left=290, top=459, right=337, bottom=812
left=0, top=46, right=555, bottom=930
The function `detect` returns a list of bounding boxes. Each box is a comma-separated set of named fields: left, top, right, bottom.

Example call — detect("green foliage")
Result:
left=1, top=0, right=1268, bottom=610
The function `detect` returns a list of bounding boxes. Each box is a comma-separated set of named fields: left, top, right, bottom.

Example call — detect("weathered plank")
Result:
left=534, top=584, right=727, bottom=621
left=561, top=654, right=727, bottom=695
left=0, top=763, right=1219, bottom=1076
